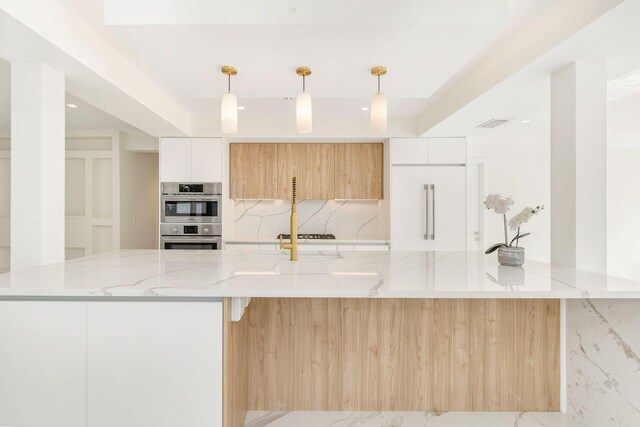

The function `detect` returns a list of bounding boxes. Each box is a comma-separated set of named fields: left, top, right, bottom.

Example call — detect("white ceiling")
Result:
left=54, top=0, right=527, bottom=118
left=0, top=58, right=139, bottom=131
left=426, top=0, right=640, bottom=138
left=3, top=0, right=620, bottom=134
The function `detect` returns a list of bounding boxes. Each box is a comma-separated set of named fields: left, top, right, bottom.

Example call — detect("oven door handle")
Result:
left=162, top=237, right=221, bottom=243
left=161, top=196, right=219, bottom=202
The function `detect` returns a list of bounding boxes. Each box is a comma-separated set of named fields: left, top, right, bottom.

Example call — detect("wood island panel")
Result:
left=222, top=299, right=249, bottom=427
left=224, top=297, right=560, bottom=425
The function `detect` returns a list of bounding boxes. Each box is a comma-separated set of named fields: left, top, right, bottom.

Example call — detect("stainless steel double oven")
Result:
left=160, top=182, right=222, bottom=250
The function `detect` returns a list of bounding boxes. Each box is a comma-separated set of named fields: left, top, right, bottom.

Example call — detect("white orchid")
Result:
left=484, top=196, right=544, bottom=254
left=484, top=194, right=514, bottom=215
left=508, top=206, right=544, bottom=231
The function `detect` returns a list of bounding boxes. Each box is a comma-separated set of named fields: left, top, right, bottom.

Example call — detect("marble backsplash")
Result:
left=232, top=200, right=385, bottom=240
left=567, top=299, right=640, bottom=426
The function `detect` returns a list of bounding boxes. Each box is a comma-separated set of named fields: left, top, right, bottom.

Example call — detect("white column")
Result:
left=10, top=62, right=65, bottom=271
left=550, top=61, right=607, bottom=273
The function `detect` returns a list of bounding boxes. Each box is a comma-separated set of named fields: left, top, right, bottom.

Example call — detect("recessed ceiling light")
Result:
left=521, top=119, right=531, bottom=124
left=361, top=107, right=369, bottom=111
left=238, top=106, right=246, bottom=110
left=66, top=103, right=78, bottom=108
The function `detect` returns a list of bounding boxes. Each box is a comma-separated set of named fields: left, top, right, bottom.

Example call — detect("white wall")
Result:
left=0, top=129, right=158, bottom=269
left=606, top=92, right=640, bottom=281
left=469, top=92, right=640, bottom=279
left=119, top=131, right=159, bottom=249
left=468, top=109, right=551, bottom=262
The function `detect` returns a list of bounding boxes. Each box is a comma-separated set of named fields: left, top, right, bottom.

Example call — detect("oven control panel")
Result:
left=178, top=184, right=203, bottom=193
left=160, top=223, right=221, bottom=236
left=161, top=182, right=222, bottom=195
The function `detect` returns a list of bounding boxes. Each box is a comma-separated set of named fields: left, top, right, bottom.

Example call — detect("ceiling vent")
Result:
left=477, top=119, right=509, bottom=129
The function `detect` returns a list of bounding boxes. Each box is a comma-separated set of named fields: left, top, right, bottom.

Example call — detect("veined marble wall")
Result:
left=232, top=200, right=385, bottom=240
left=567, top=299, right=640, bottom=426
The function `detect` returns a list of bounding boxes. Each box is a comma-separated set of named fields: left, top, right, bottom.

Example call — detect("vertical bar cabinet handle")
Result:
left=430, top=184, right=435, bottom=240
left=424, top=184, right=430, bottom=240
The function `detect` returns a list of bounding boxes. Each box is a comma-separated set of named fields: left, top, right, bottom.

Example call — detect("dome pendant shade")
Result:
left=221, top=92, right=238, bottom=134
left=371, top=92, right=387, bottom=134
left=296, top=92, right=313, bottom=133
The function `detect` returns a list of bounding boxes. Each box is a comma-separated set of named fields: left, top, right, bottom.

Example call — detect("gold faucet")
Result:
left=279, top=177, right=298, bottom=261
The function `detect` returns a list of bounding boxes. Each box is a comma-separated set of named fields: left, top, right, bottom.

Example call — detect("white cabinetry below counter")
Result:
left=0, top=300, right=224, bottom=427
left=0, top=301, right=87, bottom=427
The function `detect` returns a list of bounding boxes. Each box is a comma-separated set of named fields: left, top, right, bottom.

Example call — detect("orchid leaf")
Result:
left=509, top=233, right=530, bottom=246
left=485, top=243, right=507, bottom=254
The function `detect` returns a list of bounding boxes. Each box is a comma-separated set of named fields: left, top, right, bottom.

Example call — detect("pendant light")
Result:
left=370, top=66, right=388, bottom=134
left=296, top=66, right=312, bottom=133
left=221, top=65, right=238, bottom=134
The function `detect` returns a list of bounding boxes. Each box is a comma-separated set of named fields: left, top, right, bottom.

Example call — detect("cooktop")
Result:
left=276, top=233, right=336, bottom=240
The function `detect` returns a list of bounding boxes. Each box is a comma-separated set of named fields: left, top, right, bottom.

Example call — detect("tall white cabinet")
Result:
left=390, top=138, right=467, bottom=251
left=0, top=300, right=224, bottom=427
left=160, top=137, right=222, bottom=182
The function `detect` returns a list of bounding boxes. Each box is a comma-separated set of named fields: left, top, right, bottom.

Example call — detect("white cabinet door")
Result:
left=160, top=138, right=191, bottom=182
left=87, top=301, right=223, bottom=427
left=0, top=302, right=87, bottom=427
left=192, top=138, right=222, bottom=182
left=390, top=138, right=429, bottom=164
left=428, top=137, right=466, bottom=164
left=390, top=165, right=431, bottom=251
left=428, top=166, right=467, bottom=251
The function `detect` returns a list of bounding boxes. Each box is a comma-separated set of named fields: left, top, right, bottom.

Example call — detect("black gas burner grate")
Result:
left=277, top=233, right=336, bottom=240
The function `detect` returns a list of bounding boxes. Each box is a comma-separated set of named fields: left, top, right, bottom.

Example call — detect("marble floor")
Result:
left=244, top=411, right=575, bottom=426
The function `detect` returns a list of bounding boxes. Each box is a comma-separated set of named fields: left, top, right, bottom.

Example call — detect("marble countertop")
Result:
left=0, top=249, right=638, bottom=299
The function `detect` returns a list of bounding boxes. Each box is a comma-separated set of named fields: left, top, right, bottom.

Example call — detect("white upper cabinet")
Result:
left=191, top=138, right=222, bottom=182
left=390, top=137, right=466, bottom=165
left=428, top=137, right=466, bottom=164
left=160, top=138, right=191, bottom=182
left=160, top=138, right=222, bottom=182
left=390, top=138, right=429, bottom=164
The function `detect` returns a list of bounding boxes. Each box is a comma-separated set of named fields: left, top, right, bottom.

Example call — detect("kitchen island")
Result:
left=0, top=250, right=638, bottom=427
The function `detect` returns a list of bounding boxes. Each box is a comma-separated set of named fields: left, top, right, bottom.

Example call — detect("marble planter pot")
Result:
left=498, top=246, right=525, bottom=267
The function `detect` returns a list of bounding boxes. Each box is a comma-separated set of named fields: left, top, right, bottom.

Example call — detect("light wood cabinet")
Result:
left=230, top=142, right=380, bottom=200
left=276, top=144, right=307, bottom=199
left=306, top=144, right=335, bottom=199
left=276, top=144, right=335, bottom=200
left=229, top=144, right=277, bottom=199
left=334, top=143, right=383, bottom=199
